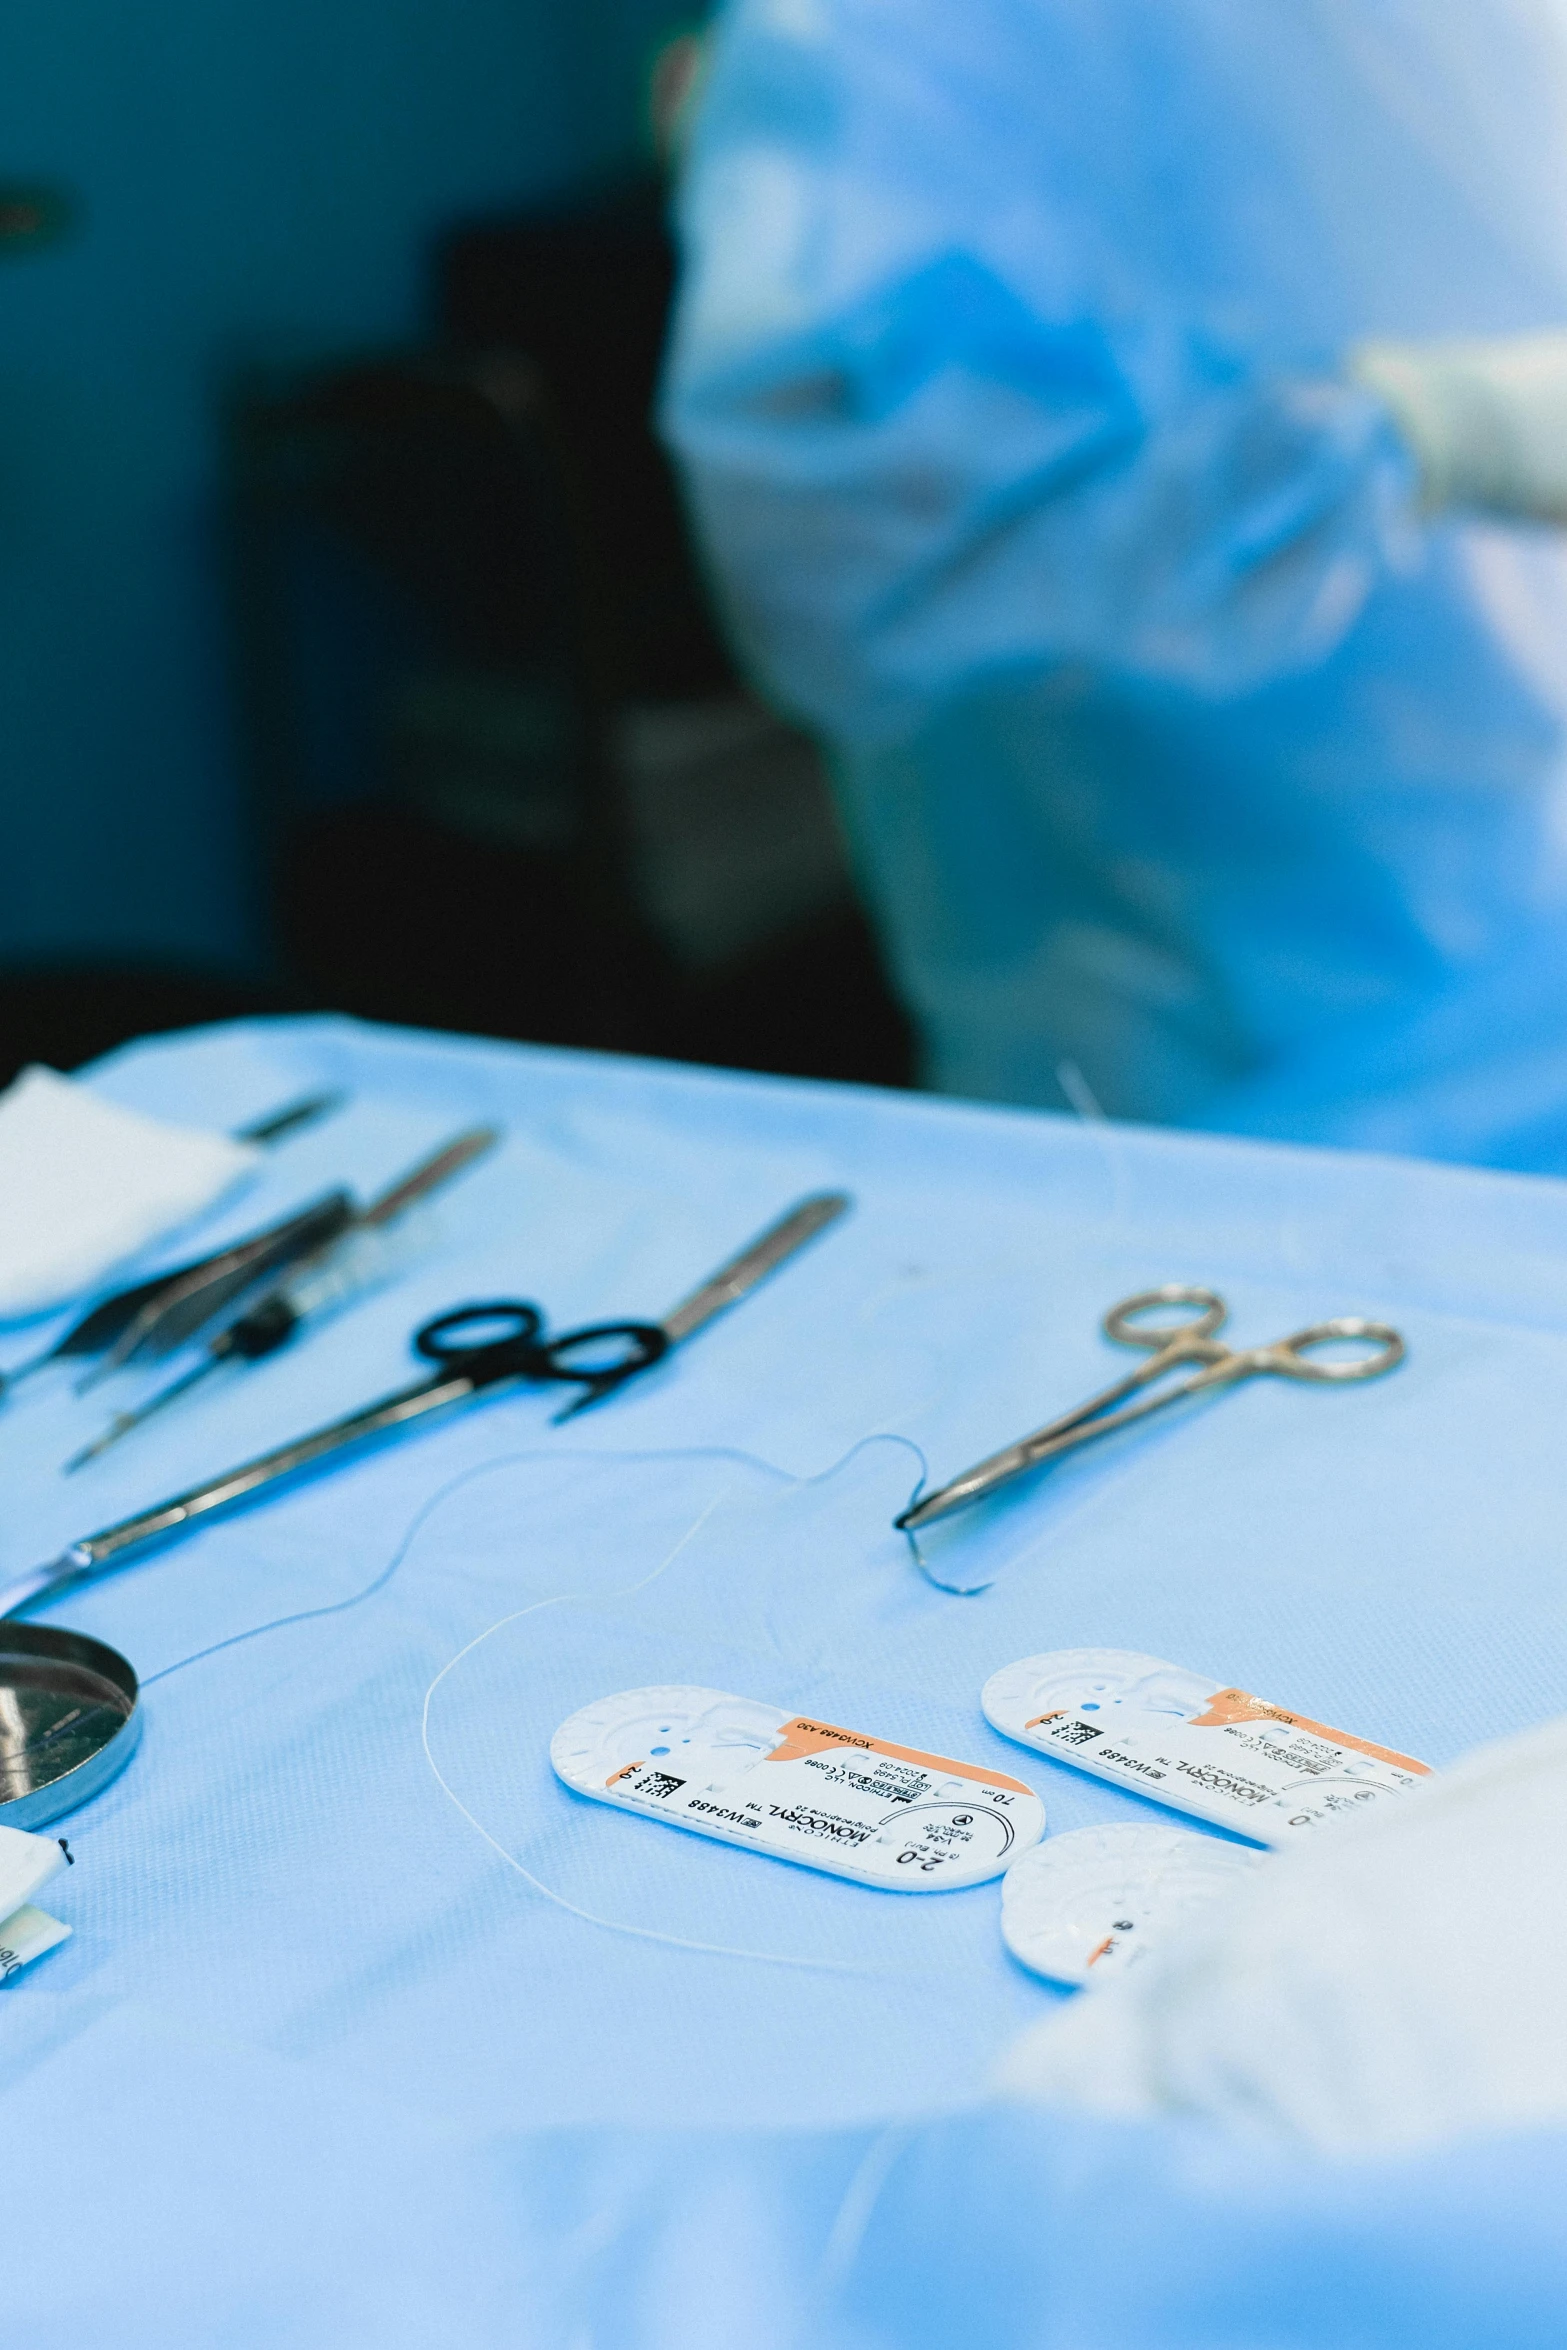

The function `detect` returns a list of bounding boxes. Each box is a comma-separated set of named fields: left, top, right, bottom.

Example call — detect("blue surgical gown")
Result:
left=663, top=0, right=1567, bottom=1171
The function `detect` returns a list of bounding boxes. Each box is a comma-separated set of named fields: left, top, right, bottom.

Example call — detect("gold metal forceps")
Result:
left=896, top=1284, right=1405, bottom=1533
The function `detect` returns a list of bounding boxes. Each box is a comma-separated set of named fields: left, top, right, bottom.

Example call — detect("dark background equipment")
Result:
left=0, top=174, right=910, bottom=1095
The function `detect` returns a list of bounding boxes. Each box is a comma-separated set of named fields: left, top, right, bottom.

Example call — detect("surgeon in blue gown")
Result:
left=664, top=0, right=1567, bottom=1171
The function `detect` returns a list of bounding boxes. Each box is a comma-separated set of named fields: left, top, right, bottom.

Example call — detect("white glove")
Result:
left=996, top=1712, right=1567, bottom=2155
left=1352, top=329, right=1567, bottom=522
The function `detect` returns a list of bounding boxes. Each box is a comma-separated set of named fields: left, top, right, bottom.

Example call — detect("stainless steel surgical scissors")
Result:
left=896, top=1284, right=1405, bottom=1533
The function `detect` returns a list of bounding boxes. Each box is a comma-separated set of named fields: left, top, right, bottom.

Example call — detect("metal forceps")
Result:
left=896, top=1284, right=1405, bottom=1533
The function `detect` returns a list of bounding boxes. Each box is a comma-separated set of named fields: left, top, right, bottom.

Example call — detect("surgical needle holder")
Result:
left=897, top=1284, right=1405, bottom=1533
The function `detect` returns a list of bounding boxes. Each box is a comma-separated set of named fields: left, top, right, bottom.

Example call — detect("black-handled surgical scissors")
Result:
left=411, top=1298, right=670, bottom=1414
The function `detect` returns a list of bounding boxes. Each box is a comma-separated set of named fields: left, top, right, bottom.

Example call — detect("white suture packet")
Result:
left=1001, top=1822, right=1263, bottom=1985
left=983, top=1647, right=1428, bottom=1846
left=552, top=1684, right=1045, bottom=1891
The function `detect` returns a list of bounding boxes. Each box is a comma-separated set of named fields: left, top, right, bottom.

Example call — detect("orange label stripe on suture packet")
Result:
left=552, top=1684, right=1047, bottom=1892
left=987, top=1646, right=1428, bottom=1847
left=1186, top=1688, right=1430, bottom=1776
left=764, top=1716, right=1036, bottom=1795
left=1024, top=1690, right=1430, bottom=1779
left=606, top=1718, right=1035, bottom=1799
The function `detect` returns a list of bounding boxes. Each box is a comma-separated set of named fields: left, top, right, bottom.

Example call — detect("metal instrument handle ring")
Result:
left=1266, top=1317, right=1405, bottom=1382
left=1103, top=1284, right=1227, bottom=1349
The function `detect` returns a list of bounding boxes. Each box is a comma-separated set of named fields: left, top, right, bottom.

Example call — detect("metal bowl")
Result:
left=0, top=1622, right=140, bottom=1828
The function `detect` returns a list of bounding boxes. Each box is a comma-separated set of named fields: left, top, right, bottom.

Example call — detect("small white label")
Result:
left=983, top=1648, right=1428, bottom=1846
left=552, top=1685, right=1045, bottom=1891
left=0, top=1824, right=65, bottom=1920
left=1001, top=1822, right=1264, bottom=1984
left=0, top=1905, right=70, bottom=1980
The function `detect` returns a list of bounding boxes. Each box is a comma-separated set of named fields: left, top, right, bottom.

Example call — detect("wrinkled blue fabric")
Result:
left=7, top=1015, right=1567, bottom=2342
left=664, top=0, right=1567, bottom=1170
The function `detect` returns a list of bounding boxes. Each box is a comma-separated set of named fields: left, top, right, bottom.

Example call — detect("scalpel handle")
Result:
left=660, top=1192, right=851, bottom=1343
left=359, top=1126, right=500, bottom=1228
left=0, top=1370, right=478, bottom=1618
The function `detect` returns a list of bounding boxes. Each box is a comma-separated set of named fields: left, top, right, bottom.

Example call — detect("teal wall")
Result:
left=0, top=1, right=692, bottom=970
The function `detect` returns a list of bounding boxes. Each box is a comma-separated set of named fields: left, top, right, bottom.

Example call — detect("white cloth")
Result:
left=0, top=1065, right=257, bottom=1322
left=997, top=1714, right=1567, bottom=2155
left=1352, top=329, right=1567, bottom=520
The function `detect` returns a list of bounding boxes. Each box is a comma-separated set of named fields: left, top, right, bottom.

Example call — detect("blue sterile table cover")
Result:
left=3, top=1016, right=1566, bottom=2345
